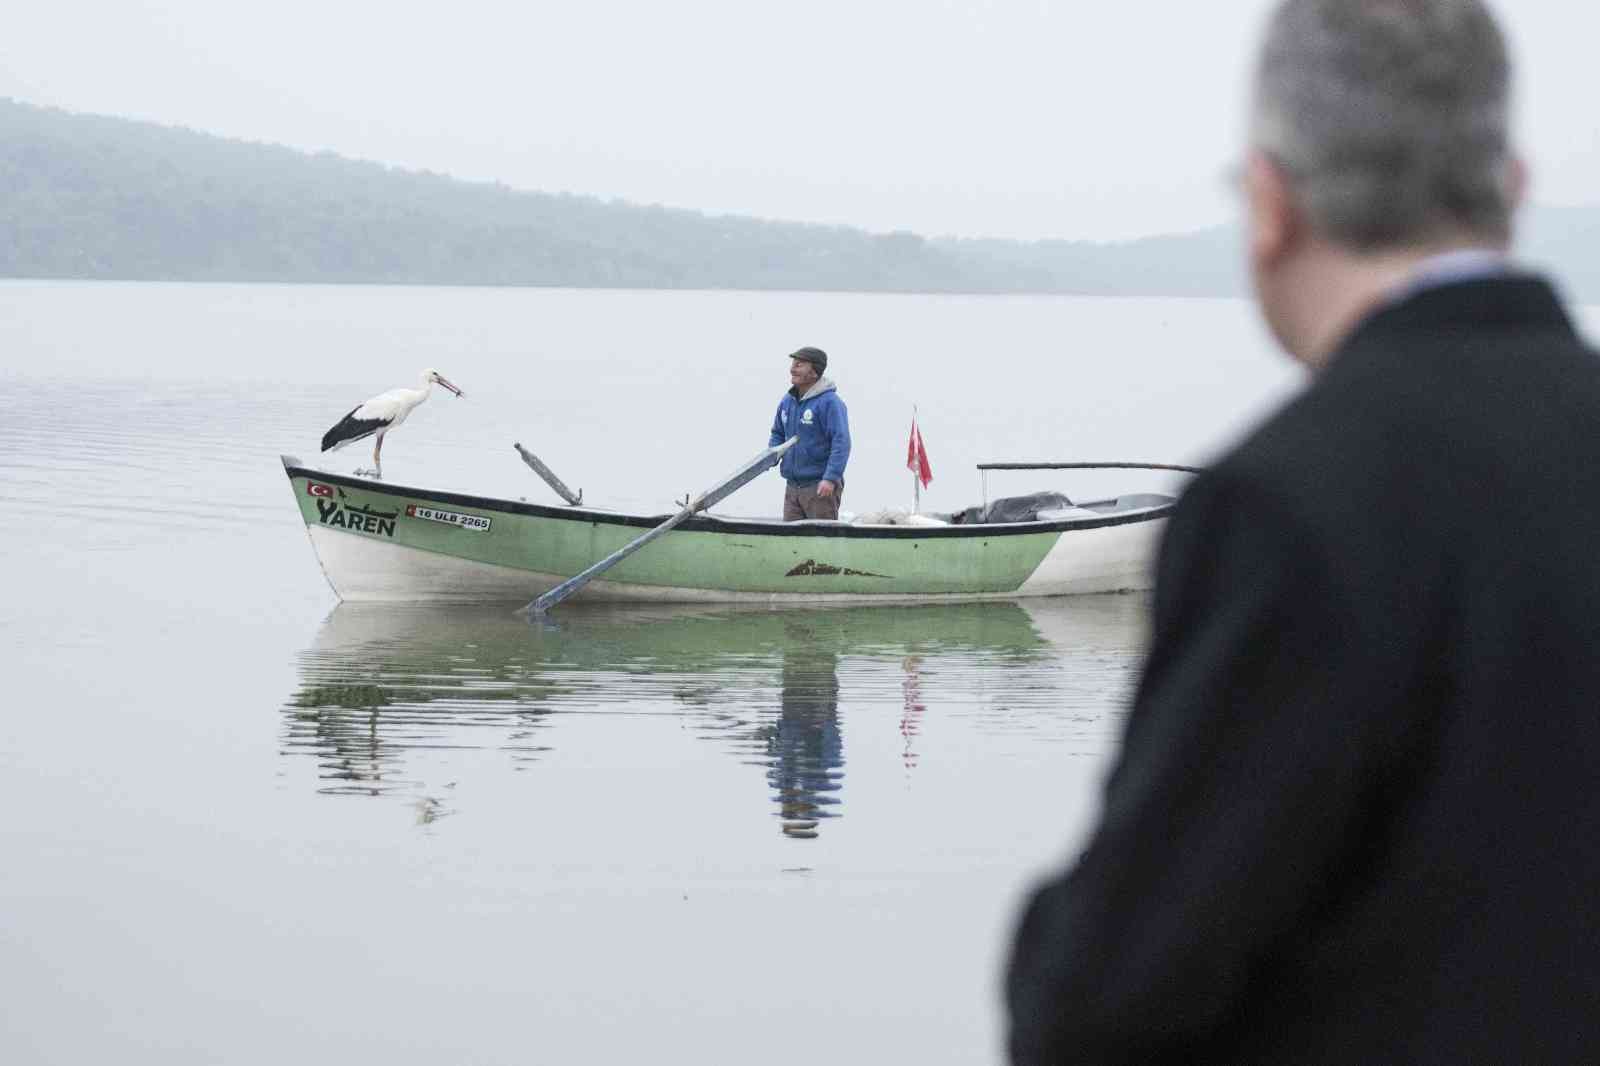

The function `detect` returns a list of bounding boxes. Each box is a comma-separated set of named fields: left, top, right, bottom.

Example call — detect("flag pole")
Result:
left=912, top=405, right=920, bottom=514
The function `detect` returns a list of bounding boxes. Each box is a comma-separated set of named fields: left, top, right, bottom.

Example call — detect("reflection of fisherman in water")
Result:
left=760, top=627, right=844, bottom=839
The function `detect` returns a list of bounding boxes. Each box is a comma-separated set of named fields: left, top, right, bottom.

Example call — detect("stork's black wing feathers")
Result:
left=321, top=406, right=392, bottom=452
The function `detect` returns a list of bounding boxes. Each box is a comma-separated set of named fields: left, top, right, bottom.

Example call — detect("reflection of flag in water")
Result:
left=900, top=655, right=926, bottom=770
left=907, top=415, right=933, bottom=489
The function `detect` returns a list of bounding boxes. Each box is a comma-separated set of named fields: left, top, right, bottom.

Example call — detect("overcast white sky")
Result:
left=3, top=1, right=1595, bottom=241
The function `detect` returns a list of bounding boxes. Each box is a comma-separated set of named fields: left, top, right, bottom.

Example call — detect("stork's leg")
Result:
left=372, top=430, right=385, bottom=479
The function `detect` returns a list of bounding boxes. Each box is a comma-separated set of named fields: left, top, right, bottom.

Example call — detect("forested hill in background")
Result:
left=4, top=97, right=1599, bottom=300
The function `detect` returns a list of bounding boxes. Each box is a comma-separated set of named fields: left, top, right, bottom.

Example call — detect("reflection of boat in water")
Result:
left=283, top=598, right=1148, bottom=831
left=282, top=456, right=1176, bottom=604
left=295, top=600, right=1064, bottom=674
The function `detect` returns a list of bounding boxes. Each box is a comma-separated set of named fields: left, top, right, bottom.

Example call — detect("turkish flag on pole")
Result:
left=907, top=415, right=933, bottom=488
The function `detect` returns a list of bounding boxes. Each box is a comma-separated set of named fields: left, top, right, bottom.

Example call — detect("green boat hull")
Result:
left=283, top=457, right=1170, bottom=604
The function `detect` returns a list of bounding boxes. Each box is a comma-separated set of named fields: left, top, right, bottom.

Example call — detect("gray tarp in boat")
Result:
left=951, top=491, right=1076, bottom=525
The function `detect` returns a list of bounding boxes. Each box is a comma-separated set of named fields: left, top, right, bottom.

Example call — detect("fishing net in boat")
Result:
left=850, top=509, right=949, bottom=527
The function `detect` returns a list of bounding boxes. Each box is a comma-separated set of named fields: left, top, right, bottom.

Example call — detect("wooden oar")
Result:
left=513, top=442, right=582, bottom=505
left=526, top=437, right=796, bottom=615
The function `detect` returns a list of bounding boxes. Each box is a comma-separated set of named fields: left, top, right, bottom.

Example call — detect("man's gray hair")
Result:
left=1252, top=0, right=1515, bottom=249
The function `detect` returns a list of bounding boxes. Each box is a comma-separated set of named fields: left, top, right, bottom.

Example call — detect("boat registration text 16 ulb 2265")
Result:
left=406, top=504, right=492, bottom=533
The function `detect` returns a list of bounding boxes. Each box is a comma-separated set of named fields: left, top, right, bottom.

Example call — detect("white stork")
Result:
left=321, top=368, right=464, bottom=478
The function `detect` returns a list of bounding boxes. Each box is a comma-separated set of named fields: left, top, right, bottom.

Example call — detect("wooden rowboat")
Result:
left=281, top=454, right=1185, bottom=604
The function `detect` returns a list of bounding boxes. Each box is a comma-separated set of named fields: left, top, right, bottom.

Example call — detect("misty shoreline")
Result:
left=4, top=97, right=1596, bottom=301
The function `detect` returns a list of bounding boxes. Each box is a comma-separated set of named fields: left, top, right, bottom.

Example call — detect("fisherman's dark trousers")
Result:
left=784, top=479, right=842, bottom=521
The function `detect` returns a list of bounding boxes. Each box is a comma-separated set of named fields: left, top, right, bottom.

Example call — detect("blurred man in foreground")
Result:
left=1006, top=2, right=1600, bottom=1062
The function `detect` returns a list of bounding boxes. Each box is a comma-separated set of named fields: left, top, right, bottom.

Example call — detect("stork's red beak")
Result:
left=438, top=376, right=463, bottom=397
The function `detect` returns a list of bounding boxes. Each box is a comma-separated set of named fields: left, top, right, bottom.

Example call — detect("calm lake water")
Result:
left=12, top=279, right=1575, bottom=1063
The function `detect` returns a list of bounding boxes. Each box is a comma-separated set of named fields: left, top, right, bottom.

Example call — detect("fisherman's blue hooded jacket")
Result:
left=768, top=377, right=851, bottom=484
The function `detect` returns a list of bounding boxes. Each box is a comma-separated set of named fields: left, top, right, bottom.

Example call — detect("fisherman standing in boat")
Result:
left=770, top=347, right=851, bottom=521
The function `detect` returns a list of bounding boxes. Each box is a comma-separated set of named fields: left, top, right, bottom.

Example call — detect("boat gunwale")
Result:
left=283, top=462, right=1177, bottom=539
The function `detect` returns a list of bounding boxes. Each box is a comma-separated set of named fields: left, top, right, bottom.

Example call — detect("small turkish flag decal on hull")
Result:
left=306, top=481, right=334, bottom=498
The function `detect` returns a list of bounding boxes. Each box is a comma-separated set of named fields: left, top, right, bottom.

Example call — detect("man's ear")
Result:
left=1505, top=155, right=1529, bottom=212
left=1247, top=150, right=1299, bottom=267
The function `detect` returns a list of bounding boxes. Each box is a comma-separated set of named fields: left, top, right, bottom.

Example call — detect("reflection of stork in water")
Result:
left=321, top=368, right=464, bottom=479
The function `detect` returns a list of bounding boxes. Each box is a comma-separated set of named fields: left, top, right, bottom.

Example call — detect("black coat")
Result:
left=1005, top=277, right=1600, bottom=1065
